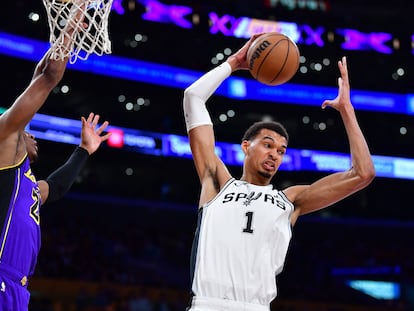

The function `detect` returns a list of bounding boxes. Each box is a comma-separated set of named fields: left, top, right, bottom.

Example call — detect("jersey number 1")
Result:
left=243, top=211, right=254, bottom=233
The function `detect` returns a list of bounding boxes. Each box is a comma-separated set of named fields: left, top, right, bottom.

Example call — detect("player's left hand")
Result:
left=80, top=112, right=111, bottom=154
left=321, top=56, right=351, bottom=112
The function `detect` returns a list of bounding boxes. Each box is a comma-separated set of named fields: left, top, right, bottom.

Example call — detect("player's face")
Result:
left=243, top=129, right=287, bottom=180
left=23, top=132, right=39, bottom=163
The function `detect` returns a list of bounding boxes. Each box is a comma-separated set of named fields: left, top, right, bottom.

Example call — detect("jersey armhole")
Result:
left=201, top=177, right=235, bottom=209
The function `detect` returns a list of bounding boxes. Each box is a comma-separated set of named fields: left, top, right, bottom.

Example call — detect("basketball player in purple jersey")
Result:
left=183, top=34, right=375, bottom=311
left=0, top=8, right=111, bottom=311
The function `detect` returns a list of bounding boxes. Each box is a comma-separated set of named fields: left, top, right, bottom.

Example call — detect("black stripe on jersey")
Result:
left=0, top=168, right=18, bottom=241
left=189, top=207, right=203, bottom=292
left=278, top=189, right=294, bottom=209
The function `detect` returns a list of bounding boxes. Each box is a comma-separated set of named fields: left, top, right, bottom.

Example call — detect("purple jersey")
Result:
left=0, top=154, right=41, bottom=278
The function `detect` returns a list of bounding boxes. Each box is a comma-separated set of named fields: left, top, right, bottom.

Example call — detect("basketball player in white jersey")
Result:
left=183, top=33, right=375, bottom=311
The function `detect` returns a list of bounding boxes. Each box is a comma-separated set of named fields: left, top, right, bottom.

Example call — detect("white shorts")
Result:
left=188, top=296, right=270, bottom=311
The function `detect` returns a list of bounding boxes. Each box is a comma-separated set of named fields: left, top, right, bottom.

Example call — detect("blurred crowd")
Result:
left=28, top=195, right=414, bottom=311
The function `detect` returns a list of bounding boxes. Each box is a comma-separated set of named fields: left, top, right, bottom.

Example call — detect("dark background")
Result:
left=1, top=1, right=413, bottom=310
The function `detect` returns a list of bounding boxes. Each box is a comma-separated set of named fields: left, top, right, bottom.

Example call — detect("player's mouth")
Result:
left=263, top=160, right=275, bottom=171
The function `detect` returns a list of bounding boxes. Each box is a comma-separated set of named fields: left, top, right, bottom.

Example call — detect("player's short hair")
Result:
left=242, top=121, right=289, bottom=144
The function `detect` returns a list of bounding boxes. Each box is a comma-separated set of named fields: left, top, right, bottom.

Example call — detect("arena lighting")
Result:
left=334, top=265, right=402, bottom=300
left=1, top=32, right=413, bottom=116
left=111, top=0, right=124, bottom=14
left=263, top=0, right=329, bottom=11
left=19, top=112, right=414, bottom=181
left=140, top=0, right=193, bottom=28
left=332, top=265, right=401, bottom=276
left=346, top=280, right=400, bottom=300
left=136, top=0, right=397, bottom=54
left=337, top=29, right=392, bottom=53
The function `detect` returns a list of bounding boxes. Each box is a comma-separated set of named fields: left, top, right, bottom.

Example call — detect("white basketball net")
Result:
left=43, top=0, right=113, bottom=63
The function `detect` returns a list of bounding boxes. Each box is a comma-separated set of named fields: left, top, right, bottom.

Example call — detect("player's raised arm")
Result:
left=286, top=56, right=375, bottom=220
left=0, top=1, right=115, bottom=309
left=183, top=35, right=262, bottom=206
left=183, top=64, right=231, bottom=206
left=38, top=113, right=110, bottom=204
left=0, top=3, right=87, bottom=165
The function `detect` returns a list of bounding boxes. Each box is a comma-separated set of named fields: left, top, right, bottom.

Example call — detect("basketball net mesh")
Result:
left=43, top=0, right=113, bottom=63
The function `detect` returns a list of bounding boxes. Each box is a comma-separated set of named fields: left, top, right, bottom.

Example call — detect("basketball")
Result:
left=247, top=32, right=300, bottom=86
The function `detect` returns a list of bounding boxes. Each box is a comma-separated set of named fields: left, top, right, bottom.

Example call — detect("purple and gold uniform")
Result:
left=0, top=154, right=41, bottom=311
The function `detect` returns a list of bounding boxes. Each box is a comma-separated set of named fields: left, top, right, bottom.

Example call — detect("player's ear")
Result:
left=241, top=140, right=249, bottom=154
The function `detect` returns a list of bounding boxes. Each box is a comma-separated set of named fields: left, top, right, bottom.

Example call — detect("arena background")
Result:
left=0, top=1, right=413, bottom=310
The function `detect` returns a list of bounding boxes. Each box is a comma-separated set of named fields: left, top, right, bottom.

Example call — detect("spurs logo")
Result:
left=243, top=192, right=263, bottom=206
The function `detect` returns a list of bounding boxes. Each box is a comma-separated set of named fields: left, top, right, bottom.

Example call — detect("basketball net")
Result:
left=43, top=0, right=114, bottom=63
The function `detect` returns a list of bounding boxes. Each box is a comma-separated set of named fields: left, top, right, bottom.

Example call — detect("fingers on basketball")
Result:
left=247, top=32, right=300, bottom=86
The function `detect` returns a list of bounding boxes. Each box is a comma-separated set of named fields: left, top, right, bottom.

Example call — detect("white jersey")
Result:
left=189, top=178, right=294, bottom=308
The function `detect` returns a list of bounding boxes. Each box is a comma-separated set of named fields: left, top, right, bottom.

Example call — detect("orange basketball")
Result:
left=247, top=32, right=300, bottom=86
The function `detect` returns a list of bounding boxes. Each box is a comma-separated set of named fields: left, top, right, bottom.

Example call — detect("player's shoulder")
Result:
left=0, top=132, right=27, bottom=166
left=282, top=184, right=309, bottom=204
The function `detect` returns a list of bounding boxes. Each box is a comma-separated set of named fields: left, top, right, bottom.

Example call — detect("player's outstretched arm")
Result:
left=79, top=112, right=111, bottom=155
left=0, top=51, right=68, bottom=140
left=183, top=74, right=231, bottom=206
left=0, top=3, right=88, bottom=137
left=0, top=3, right=90, bottom=169
left=286, top=57, right=375, bottom=222
left=182, top=46, right=257, bottom=204
left=321, top=56, right=375, bottom=184
left=38, top=113, right=110, bottom=205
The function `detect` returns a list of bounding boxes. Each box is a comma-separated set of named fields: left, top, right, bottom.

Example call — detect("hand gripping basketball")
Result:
left=247, top=32, right=300, bottom=86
